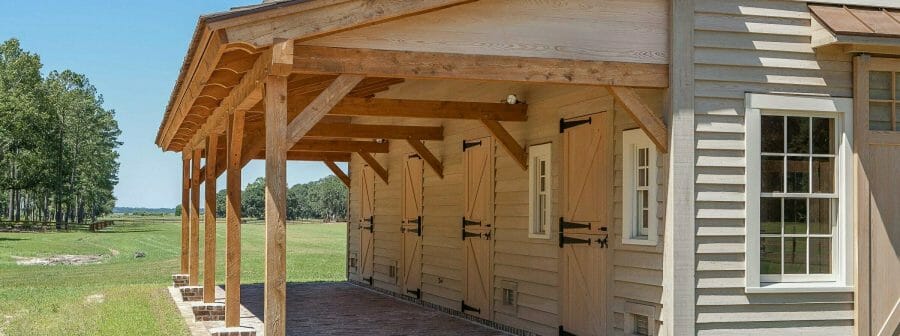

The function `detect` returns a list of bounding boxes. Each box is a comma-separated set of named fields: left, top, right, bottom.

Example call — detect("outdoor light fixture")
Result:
left=506, top=94, right=519, bottom=105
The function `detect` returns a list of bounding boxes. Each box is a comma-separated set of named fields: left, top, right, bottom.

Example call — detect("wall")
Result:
left=690, top=1, right=854, bottom=334
left=344, top=79, right=667, bottom=335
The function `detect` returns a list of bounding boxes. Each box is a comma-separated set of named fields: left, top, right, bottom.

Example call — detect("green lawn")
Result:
left=0, top=216, right=347, bottom=336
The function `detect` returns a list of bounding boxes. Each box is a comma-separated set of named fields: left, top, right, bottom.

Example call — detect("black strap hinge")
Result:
left=462, top=140, right=482, bottom=151
left=406, top=288, right=421, bottom=299
left=461, top=300, right=481, bottom=314
left=559, top=232, right=592, bottom=248
left=559, top=217, right=591, bottom=231
left=462, top=218, right=481, bottom=227
left=559, top=117, right=591, bottom=133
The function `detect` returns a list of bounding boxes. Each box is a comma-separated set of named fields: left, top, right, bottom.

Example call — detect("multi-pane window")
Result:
left=622, top=130, right=657, bottom=246
left=758, top=115, right=837, bottom=281
left=868, top=70, right=900, bottom=131
left=632, top=314, right=650, bottom=336
left=528, top=143, right=552, bottom=239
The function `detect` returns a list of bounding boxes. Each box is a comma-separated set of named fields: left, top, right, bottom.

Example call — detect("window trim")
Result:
left=745, top=93, right=854, bottom=292
left=622, top=129, right=658, bottom=246
left=528, top=143, right=552, bottom=239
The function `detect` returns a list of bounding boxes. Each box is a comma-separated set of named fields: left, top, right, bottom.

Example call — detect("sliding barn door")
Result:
left=401, top=154, right=424, bottom=299
left=461, top=136, right=493, bottom=319
left=359, top=165, right=376, bottom=286
left=559, top=112, right=613, bottom=336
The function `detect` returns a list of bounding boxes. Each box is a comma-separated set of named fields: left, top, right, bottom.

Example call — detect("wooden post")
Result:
left=225, top=109, right=245, bottom=327
left=203, top=134, right=219, bottom=303
left=189, top=147, right=202, bottom=286
left=180, top=155, right=190, bottom=274
left=264, top=74, right=288, bottom=336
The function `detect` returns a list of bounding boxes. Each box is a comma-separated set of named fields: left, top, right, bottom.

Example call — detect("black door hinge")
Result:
left=559, top=217, right=591, bottom=231
left=461, top=300, right=481, bottom=314
left=559, top=117, right=591, bottom=133
left=462, top=218, right=481, bottom=227
left=462, top=140, right=482, bottom=152
left=406, top=288, right=421, bottom=299
left=559, top=232, right=592, bottom=248
left=559, top=325, right=577, bottom=336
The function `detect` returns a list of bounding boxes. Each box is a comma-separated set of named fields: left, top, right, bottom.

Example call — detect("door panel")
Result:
left=401, top=155, right=424, bottom=298
left=359, top=165, right=375, bottom=285
left=865, top=145, right=900, bottom=336
left=560, top=112, right=613, bottom=335
left=462, top=137, right=493, bottom=319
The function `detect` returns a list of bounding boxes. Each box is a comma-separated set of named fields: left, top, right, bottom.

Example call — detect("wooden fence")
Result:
left=0, top=220, right=115, bottom=232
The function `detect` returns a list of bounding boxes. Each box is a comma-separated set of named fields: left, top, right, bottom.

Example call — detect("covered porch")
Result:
left=156, top=1, right=670, bottom=335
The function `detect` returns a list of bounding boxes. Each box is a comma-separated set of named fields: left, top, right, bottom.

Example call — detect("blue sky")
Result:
left=0, top=1, right=342, bottom=208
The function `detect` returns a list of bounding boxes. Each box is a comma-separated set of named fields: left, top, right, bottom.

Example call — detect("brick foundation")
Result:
left=172, top=274, right=189, bottom=287
left=179, top=286, right=203, bottom=302
left=209, top=326, right=257, bottom=336
left=191, top=302, right=225, bottom=321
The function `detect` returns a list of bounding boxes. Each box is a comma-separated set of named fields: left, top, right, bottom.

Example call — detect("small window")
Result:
left=502, top=288, right=516, bottom=306
left=528, top=143, right=552, bottom=239
left=349, top=253, right=358, bottom=270
left=388, top=262, right=398, bottom=279
left=632, top=314, right=649, bottom=336
left=868, top=70, right=900, bottom=131
left=622, top=130, right=658, bottom=246
left=624, top=302, right=657, bottom=336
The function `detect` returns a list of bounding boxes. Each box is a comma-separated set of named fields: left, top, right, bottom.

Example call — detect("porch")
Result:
left=168, top=282, right=505, bottom=336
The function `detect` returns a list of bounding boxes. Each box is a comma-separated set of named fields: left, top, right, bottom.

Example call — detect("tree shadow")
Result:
left=0, top=237, right=27, bottom=242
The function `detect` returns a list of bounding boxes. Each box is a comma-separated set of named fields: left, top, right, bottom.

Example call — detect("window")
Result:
left=622, top=129, right=658, bottom=246
left=868, top=70, right=900, bottom=131
left=528, top=143, right=552, bottom=239
left=746, top=93, right=854, bottom=292
left=624, top=302, right=657, bottom=336
left=502, top=288, right=516, bottom=306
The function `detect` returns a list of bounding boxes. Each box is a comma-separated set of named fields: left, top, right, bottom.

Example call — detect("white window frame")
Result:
left=622, top=129, right=658, bottom=246
left=745, top=93, right=854, bottom=293
left=528, top=143, right=552, bottom=239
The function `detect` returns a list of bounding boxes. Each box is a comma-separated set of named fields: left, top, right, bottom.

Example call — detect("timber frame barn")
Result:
left=156, top=0, right=900, bottom=335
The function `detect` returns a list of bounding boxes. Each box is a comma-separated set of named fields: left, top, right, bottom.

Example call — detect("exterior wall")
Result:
left=345, top=80, right=667, bottom=335
left=302, top=0, right=668, bottom=65
left=690, top=1, right=855, bottom=335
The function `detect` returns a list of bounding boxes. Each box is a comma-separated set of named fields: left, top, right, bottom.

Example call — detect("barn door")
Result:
left=462, top=136, right=493, bottom=319
left=359, top=165, right=376, bottom=286
left=559, top=112, right=613, bottom=336
left=401, top=154, right=424, bottom=299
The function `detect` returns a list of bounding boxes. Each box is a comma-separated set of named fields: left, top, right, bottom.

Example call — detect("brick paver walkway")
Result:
left=240, top=282, right=506, bottom=336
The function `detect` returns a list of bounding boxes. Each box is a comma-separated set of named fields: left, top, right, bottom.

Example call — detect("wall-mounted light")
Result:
left=375, top=138, right=386, bottom=144
left=506, top=94, right=519, bottom=105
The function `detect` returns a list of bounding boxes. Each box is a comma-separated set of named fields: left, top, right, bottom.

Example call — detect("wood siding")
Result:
left=301, top=0, right=668, bottom=65
left=691, top=1, right=855, bottom=335
left=344, top=80, right=667, bottom=335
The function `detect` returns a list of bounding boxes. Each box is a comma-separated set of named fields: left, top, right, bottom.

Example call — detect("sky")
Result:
left=0, top=1, right=344, bottom=208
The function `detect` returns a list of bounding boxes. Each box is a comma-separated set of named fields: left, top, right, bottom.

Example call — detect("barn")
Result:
left=156, top=1, right=900, bottom=335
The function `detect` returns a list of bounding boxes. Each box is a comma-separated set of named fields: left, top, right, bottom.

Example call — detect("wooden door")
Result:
left=462, top=136, right=493, bottom=319
left=559, top=112, right=613, bottom=336
left=359, top=165, right=375, bottom=286
left=401, top=154, right=424, bottom=299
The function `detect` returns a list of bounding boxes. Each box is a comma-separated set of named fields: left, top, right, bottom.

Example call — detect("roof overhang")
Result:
left=810, top=4, right=900, bottom=53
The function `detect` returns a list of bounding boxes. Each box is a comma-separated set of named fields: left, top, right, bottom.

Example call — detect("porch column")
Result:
left=180, top=155, right=190, bottom=274
left=225, top=109, right=245, bottom=327
left=189, top=148, right=202, bottom=286
left=264, top=73, right=288, bottom=336
left=203, top=134, right=219, bottom=303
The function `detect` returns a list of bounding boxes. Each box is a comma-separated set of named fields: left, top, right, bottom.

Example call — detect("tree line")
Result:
left=176, top=175, right=348, bottom=221
left=0, top=39, right=122, bottom=227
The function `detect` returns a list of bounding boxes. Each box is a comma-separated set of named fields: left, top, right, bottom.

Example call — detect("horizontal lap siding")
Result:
left=692, top=0, right=853, bottom=334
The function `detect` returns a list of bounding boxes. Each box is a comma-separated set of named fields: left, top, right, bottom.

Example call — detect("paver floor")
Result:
left=240, top=282, right=506, bottom=336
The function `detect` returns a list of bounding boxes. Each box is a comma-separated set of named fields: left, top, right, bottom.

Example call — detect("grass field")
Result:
left=0, top=216, right=347, bottom=336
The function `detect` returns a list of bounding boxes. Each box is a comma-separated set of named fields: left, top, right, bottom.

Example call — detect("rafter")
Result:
left=406, top=139, right=443, bottom=179
left=291, top=139, right=389, bottom=153
left=323, top=160, right=350, bottom=187
left=252, top=151, right=352, bottom=162
left=287, top=74, right=365, bottom=147
left=607, top=86, right=668, bottom=153
left=481, top=120, right=528, bottom=170
left=286, top=95, right=528, bottom=121
left=357, top=152, right=389, bottom=184
left=293, top=46, right=669, bottom=88
left=305, top=123, right=444, bottom=140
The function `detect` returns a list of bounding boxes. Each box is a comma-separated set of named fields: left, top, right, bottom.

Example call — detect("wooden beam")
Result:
left=222, top=0, right=476, bottom=48
left=357, top=152, right=389, bottom=184
left=323, top=160, right=350, bottom=187
left=225, top=109, right=244, bottom=327
left=180, top=157, right=190, bottom=274
left=203, top=133, right=219, bottom=303
left=306, top=123, right=444, bottom=140
left=481, top=120, right=528, bottom=171
left=293, top=46, right=669, bottom=88
left=271, top=39, right=293, bottom=76
left=263, top=74, right=287, bottom=336
left=288, top=95, right=528, bottom=121
left=286, top=74, right=365, bottom=147
left=253, top=151, right=352, bottom=162
left=406, top=139, right=443, bottom=178
left=189, top=148, right=202, bottom=286
left=291, top=139, right=389, bottom=153
left=607, top=86, right=669, bottom=153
